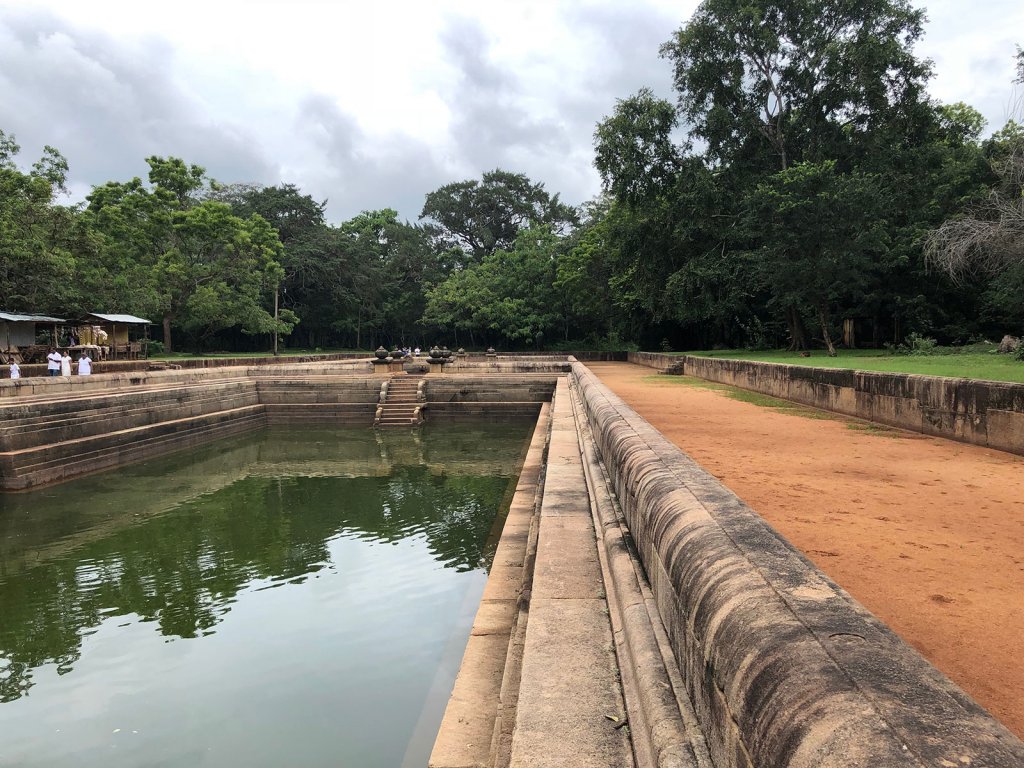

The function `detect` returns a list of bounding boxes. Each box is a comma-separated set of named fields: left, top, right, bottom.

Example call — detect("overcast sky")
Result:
left=1, top=0, right=1021, bottom=224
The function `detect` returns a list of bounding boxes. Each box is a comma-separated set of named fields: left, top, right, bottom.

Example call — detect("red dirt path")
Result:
left=587, top=362, right=1024, bottom=738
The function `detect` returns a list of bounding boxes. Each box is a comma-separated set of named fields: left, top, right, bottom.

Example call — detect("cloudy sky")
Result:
left=1, top=0, right=1021, bottom=224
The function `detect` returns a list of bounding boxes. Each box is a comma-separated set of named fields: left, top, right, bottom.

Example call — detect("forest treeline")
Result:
left=2, top=0, right=1022, bottom=353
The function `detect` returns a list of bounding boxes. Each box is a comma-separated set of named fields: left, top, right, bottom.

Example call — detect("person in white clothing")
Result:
left=9, top=361, right=20, bottom=379
left=60, top=351, right=72, bottom=377
left=78, top=353, right=92, bottom=375
left=46, top=348, right=61, bottom=377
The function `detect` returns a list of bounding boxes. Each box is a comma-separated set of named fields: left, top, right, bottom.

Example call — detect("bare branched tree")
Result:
left=924, top=149, right=1024, bottom=280
left=925, top=47, right=1024, bottom=282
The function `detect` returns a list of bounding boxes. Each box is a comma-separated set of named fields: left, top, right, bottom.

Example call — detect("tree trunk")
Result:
left=162, top=315, right=173, bottom=353
left=842, top=318, right=856, bottom=348
left=785, top=306, right=808, bottom=351
left=818, top=303, right=837, bottom=357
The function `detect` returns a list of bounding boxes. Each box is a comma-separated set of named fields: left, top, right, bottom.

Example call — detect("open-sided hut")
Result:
left=0, top=312, right=66, bottom=363
left=77, top=313, right=152, bottom=359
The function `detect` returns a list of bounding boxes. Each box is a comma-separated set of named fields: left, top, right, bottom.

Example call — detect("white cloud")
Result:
left=1, top=0, right=1021, bottom=223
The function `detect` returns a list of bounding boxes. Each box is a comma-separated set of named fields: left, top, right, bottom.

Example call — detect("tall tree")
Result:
left=923, top=51, right=1024, bottom=333
left=423, top=226, right=562, bottom=347
left=747, top=161, right=887, bottom=355
left=593, top=93, right=759, bottom=348
left=658, top=0, right=933, bottom=348
left=86, top=158, right=286, bottom=352
left=0, top=130, right=78, bottom=313
left=420, top=169, right=577, bottom=261
left=661, top=0, right=930, bottom=172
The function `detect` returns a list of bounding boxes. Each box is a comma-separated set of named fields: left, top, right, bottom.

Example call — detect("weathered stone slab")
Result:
left=509, top=598, right=633, bottom=768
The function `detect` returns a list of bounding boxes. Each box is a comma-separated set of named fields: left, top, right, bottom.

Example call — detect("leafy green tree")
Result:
left=215, top=184, right=335, bottom=348
left=555, top=198, right=621, bottom=342
left=657, top=0, right=932, bottom=348
left=0, top=130, right=78, bottom=313
left=661, top=0, right=930, bottom=172
left=747, top=161, right=888, bottom=355
left=593, top=89, right=682, bottom=206
left=86, top=158, right=285, bottom=352
left=335, top=209, right=437, bottom=349
left=420, top=169, right=577, bottom=262
left=162, top=201, right=286, bottom=348
left=593, top=93, right=761, bottom=348
left=423, top=226, right=562, bottom=347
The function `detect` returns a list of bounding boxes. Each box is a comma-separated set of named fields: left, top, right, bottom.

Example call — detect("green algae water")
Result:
left=0, top=423, right=533, bottom=767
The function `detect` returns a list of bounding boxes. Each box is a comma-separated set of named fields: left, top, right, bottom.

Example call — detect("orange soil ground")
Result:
left=587, top=362, right=1024, bottom=738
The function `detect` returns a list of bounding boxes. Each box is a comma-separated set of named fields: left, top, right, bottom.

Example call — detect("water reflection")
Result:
left=0, top=423, right=530, bottom=764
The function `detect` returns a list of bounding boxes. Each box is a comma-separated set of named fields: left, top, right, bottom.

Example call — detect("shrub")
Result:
left=898, top=332, right=939, bottom=356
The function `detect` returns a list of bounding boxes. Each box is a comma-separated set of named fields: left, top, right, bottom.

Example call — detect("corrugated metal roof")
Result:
left=82, top=313, right=152, bottom=324
left=0, top=312, right=66, bottom=323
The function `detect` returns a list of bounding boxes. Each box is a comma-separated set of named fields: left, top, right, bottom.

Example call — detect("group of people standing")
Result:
left=46, top=348, right=92, bottom=377
left=7, top=348, right=93, bottom=380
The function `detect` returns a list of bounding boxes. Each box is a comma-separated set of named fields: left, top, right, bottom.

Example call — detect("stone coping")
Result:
left=570, top=359, right=1024, bottom=766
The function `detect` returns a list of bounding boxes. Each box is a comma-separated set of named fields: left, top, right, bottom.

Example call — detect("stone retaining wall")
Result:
left=628, top=352, right=1024, bottom=455
left=8, top=352, right=369, bottom=380
left=570, top=359, right=1024, bottom=767
left=0, top=368, right=559, bottom=489
left=626, top=351, right=682, bottom=372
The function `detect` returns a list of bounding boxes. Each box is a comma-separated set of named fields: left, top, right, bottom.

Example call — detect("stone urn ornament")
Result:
left=390, top=348, right=404, bottom=360
left=486, top=347, right=496, bottom=357
left=429, top=346, right=443, bottom=360
left=375, top=346, right=388, bottom=360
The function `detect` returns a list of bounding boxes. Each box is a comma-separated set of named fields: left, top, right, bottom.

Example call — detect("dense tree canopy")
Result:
left=0, top=20, right=1021, bottom=355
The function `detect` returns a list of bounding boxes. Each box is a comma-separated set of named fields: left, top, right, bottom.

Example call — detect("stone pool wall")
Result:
left=570, top=359, right=1024, bottom=766
left=9, top=351, right=371, bottom=379
left=628, top=352, right=1024, bottom=455
left=0, top=364, right=560, bottom=490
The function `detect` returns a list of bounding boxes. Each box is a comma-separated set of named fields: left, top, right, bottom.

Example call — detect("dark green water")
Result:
left=0, top=423, right=533, bottom=767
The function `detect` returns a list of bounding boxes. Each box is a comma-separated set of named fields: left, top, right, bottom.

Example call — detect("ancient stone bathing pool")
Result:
left=0, top=422, right=533, bottom=768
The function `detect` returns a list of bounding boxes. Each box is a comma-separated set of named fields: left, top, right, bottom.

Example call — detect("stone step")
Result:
left=0, top=380, right=255, bottom=425
left=0, top=386, right=256, bottom=428
left=0, top=391, right=262, bottom=451
left=0, top=376, right=253, bottom=408
left=0, top=406, right=266, bottom=490
left=507, top=379, right=633, bottom=768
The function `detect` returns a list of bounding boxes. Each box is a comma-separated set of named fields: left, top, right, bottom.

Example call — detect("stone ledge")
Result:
left=572, top=360, right=1024, bottom=766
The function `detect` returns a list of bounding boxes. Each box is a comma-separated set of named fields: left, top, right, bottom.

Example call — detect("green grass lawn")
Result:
left=675, top=344, right=1024, bottom=384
